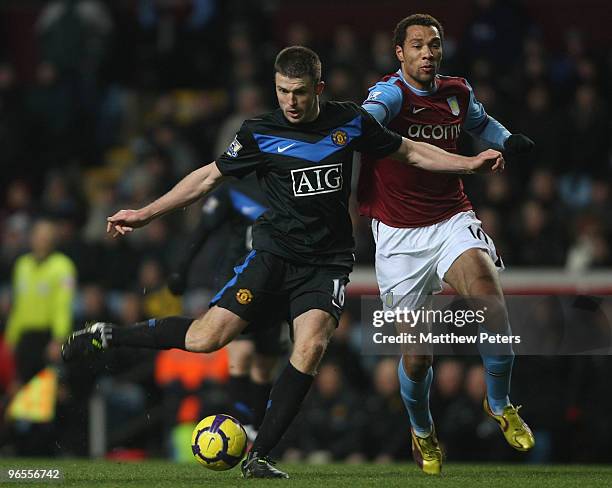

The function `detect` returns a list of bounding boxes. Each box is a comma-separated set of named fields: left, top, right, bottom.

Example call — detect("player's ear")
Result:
left=395, top=45, right=404, bottom=63
left=315, top=80, right=325, bottom=96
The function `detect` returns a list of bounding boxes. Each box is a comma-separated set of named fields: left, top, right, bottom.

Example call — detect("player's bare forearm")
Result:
left=107, top=162, right=226, bottom=237
left=142, top=162, right=225, bottom=219
left=391, top=138, right=473, bottom=173
left=390, top=138, right=504, bottom=174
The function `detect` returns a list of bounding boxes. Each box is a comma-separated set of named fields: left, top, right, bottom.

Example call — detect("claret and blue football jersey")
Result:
left=359, top=70, right=511, bottom=228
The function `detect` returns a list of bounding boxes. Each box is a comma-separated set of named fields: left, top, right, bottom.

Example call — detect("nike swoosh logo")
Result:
left=412, top=107, right=427, bottom=114
left=277, top=143, right=295, bottom=153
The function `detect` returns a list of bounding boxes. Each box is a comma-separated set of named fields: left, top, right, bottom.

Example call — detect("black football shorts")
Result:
left=210, top=250, right=349, bottom=328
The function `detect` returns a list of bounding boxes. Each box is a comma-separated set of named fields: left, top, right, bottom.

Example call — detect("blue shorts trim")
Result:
left=210, top=250, right=257, bottom=305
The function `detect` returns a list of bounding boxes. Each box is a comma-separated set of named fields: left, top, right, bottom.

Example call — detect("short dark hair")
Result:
left=274, top=46, right=322, bottom=83
left=393, top=14, right=444, bottom=47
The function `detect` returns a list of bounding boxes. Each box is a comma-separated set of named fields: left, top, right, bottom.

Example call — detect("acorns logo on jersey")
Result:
left=331, top=130, right=348, bottom=147
left=290, top=163, right=343, bottom=197
left=236, top=288, right=253, bottom=305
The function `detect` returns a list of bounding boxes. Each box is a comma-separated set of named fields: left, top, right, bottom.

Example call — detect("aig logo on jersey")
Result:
left=291, top=163, right=343, bottom=197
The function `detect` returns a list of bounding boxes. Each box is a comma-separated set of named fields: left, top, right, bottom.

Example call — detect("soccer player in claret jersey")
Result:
left=62, top=46, right=504, bottom=479
left=359, top=14, right=535, bottom=475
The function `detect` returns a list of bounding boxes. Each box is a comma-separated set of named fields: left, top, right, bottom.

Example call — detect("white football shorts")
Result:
left=372, top=210, right=504, bottom=310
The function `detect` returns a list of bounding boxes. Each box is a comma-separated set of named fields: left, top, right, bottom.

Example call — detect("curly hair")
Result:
left=393, top=14, right=444, bottom=47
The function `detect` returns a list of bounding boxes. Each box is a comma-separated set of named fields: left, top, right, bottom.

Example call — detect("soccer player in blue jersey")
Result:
left=359, top=14, right=535, bottom=474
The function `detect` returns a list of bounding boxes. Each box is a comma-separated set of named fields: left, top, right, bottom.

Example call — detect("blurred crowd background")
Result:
left=0, top=0, right=611, bottom=464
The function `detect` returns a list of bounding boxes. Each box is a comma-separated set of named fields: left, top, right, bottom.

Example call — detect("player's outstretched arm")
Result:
left=504, top=133, right=534, bottom=155
left=107, top=162, right=226, bottom=237
left=390, top=138, right=504, bottom=174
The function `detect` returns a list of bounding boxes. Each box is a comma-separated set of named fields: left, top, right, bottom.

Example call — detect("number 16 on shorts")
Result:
left=332, top=278, right=346, bottom=310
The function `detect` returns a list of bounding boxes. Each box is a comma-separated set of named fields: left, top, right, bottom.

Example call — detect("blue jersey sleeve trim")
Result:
left=463, top=79, right=510, bottom=149
left=468, top=114, right=489, bottom=134
left=362, top=101, right=388, bottom=125
left=362, top=80, right=403, bottom=126
left=463, top=79, right=488, bottom=131
left=477, top=116, right=511, bottom=150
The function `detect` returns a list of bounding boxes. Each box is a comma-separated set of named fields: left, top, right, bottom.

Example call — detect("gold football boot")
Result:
left=410, top=426, right=442, bottom=475
left=484, top=396, right=535, bottom=452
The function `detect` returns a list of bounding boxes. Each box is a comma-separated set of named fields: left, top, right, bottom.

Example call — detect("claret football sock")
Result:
left=481, top=353, right=514, bottom=415
left=398, top=361, right=434, bottom=438
left=250, top=361, right=313, bottom=457
left=112, top=316, right=193, bottom=349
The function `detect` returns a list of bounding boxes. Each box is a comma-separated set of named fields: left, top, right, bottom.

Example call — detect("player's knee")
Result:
left=185, top=333, right=224, bottom=353
left=480, top=296, right=509, bottom=332
left=469, top=273, right=502, bottom=297
left=188, top=340, right=219, bottom=353
left=186, top=310, right=245, bottom=353
left=308, top=338, right=329, bottom=362
left=296, top=337, right=329, bottom=367
left=493, top=297, right=508, bottom=317
left=403, top=355, right=432, bottom=379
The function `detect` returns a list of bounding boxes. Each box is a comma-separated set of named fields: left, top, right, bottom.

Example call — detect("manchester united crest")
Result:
left=236, top=288, right=253, bottom=305
left=331, top=129, right=348, bottom=147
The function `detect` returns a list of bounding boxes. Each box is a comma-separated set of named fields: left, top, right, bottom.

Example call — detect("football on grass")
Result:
left=191, top=414, right=248, bottom=470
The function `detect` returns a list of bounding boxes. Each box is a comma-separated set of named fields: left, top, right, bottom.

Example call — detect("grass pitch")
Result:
left=1, top=459, right=611, bottom=487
